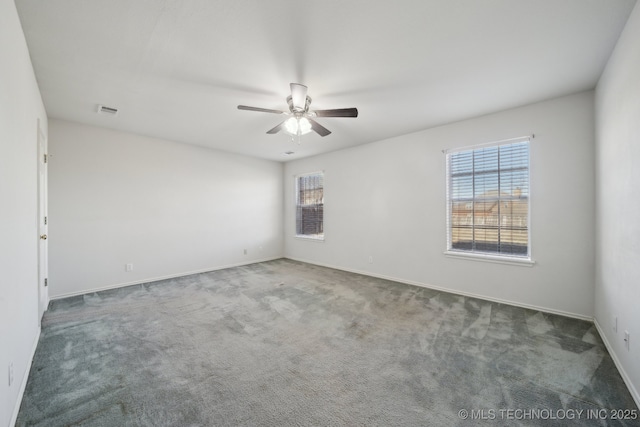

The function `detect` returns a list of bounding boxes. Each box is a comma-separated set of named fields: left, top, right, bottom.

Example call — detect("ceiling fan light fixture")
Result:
left=284, top=116, right=312, bottom=136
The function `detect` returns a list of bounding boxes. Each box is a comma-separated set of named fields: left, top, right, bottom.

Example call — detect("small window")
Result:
left=295, top=172, right=324, bottom=240
left=446, top=138, right=530, bottom=259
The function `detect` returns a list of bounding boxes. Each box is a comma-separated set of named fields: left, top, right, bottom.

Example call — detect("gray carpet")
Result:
left=17, top=259, right=639, bottom=426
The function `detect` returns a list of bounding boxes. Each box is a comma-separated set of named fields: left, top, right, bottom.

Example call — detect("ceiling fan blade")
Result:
left=237, top=105, right=286, bottom=114
left=290, top=83, right=308, bottom=111
left=313, top=108, right=358, bottom=118
left=308, top=118, right=332, bottom=137
left=266, top=121, right=286, bottom=134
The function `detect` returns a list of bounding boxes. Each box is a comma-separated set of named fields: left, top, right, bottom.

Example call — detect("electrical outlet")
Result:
left=624, top=331, right=630, bottom=351
left=243, top=249, right=247, bottom=255
left=368, top=256, right=373, bottom=264
left=613, top=316, right=618, bottom=333
left=8, top=362, right=14, bottom=386
left=125, top=263, right=133, bottom=272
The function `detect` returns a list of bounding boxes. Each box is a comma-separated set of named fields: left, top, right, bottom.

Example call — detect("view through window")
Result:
left=446, top=138, right=530, bottom=258
left=296, top=172, right=324, bottom=240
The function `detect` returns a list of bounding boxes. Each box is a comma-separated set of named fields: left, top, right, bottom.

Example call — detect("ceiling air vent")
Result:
left=97, top=104, right=119, bottom=116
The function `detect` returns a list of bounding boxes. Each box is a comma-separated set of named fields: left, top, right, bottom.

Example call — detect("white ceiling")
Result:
left=16, top=0, right=637, bottom=162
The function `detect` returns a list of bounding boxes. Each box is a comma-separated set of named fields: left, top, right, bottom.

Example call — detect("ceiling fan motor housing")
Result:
left=287, top=95, right=312, bottom=114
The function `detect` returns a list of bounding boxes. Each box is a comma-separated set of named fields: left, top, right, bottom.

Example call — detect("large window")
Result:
left=296, top=172, right=324, bottom=240
left=446, top=138, right=530, bottom=259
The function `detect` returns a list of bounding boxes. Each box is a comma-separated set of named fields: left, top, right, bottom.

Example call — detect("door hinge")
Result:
left=44, top=216, right=47, bottom=225
left=44, top=154, right=48, bottom=164
left=44, top=278, right=48, bottom=287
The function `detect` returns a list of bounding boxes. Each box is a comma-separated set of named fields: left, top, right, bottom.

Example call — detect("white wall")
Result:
left=594, top=1, right=640, bottom=405
left=48, top=119, right=283, bottom=298
left=285, top=91, right=595, bottom=319
left=0, top=0, right=48, bottom=425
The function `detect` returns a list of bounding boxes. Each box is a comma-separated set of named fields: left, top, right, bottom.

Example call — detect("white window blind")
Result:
left=296, top=172, right=324, bottom=240
left=446, top=138, right=530, bottom=258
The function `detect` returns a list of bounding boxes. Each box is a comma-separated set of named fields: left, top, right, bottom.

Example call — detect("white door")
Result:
left=37, top=120, right=48, bottom=324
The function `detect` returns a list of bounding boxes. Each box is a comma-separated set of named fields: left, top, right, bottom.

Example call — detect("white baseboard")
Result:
left=50, top=257, right=282, bottom=300
left=285, top=256, right=593, bottom=321
left=10, top=326, right=41, bottom=427
left=594, top=318, right=640, bottom=409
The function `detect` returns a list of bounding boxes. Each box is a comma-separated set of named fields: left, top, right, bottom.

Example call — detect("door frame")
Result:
left=37, top=118, right=48, bottom=324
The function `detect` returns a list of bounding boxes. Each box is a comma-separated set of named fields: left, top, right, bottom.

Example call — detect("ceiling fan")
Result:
left=237, top=83, right=358, bottom=137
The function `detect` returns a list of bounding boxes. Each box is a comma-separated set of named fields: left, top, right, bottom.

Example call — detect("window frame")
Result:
left=294, top=171, right=325, bottom=241
left=444, top=136, right=534, bottom=266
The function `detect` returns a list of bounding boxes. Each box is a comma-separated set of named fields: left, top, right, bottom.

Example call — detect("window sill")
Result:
left=295, top=235, right=325, bottom=242
left=444, top=250, right=535, bottom=267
